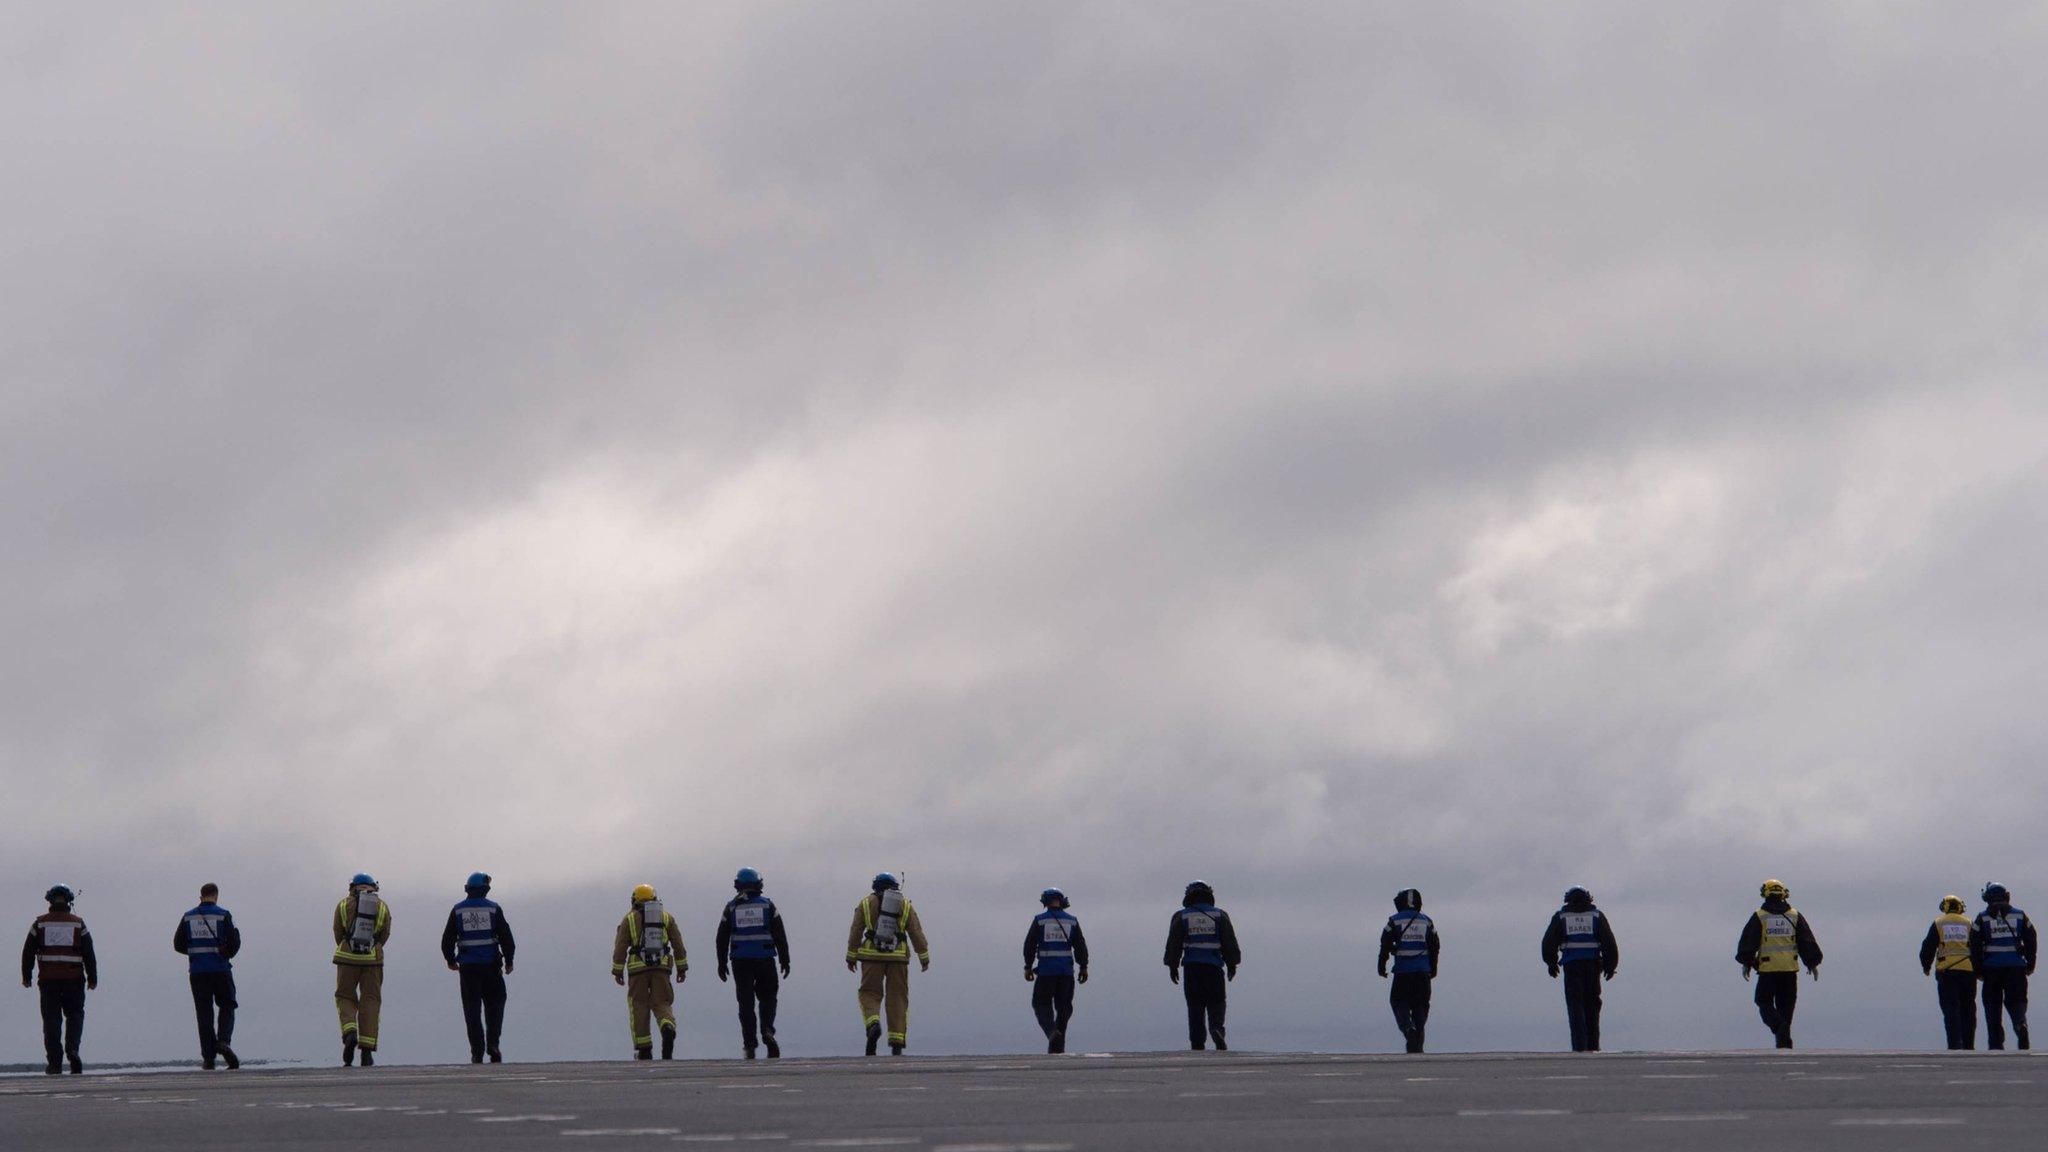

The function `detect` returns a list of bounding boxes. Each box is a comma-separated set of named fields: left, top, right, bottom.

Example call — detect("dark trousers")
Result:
left=1981, top=968, right=2030, bottom=1050
left=39, top=981, right=86, bottom=1064
left=1388, top=972, right=1431, bottom=1053
left=1563, top=962, right=1603, bottom=1052
left=189, top=972, right=237, bottom=1060
left=1032, top=973, right=1076, bottom=1040
left=731, top=957, right=779, bottom=1047
left=1182, top=963, right=1227, bottom=1047
left=1936, top=969, right=1977, bottom=1050
left=1754, top=971, right=1798, bottom=1044
left=458, top=965, right=508, bottom=1057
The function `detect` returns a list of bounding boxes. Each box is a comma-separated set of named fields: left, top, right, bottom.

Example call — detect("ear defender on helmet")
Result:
left=1760, top=879, right=1789, bottom=901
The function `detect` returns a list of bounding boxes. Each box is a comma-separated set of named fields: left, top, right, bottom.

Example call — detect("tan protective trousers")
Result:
left=335, top=965, right=384, bottom=1050
left=858, top=960, right=910, bottom=1045
left=627, top=970, right=677, bottom=1051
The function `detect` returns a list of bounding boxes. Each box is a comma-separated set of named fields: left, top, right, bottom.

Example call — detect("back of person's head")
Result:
left=200, top=883, right=219, bottom=901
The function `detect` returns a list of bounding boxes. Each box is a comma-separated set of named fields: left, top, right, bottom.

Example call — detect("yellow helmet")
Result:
left=631, top=883, right=657, bottom=903
left=1941, top=894, right=1966, bottom=914
left=1760, top=878, right=1789, bottom=900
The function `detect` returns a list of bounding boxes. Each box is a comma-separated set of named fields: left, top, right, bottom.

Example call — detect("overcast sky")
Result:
left=4, top=2, right=2047, bottom=1068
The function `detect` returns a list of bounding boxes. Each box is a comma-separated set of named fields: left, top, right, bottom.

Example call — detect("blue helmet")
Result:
left=735, top=867, right=764, bottom=891
left=1984, top=882, right=2011, bottom=904
left=873, top=872, right=900, bottom=892
left=1041, top=887, right=1068, bottom=908
left=44, top=884, right=75, bottom=906
left=465, top=871, right=491, bottom=894
left=351, top=873, right=377, bottom=889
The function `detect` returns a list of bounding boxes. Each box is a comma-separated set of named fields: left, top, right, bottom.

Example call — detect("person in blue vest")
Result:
left=171, top=882, right=241, bottom=1070
left=1972, top=882, right=2036, bottom=1051
left=1164, top=880, right=1240, bottom=1051
left=439, top=872, right=515, bottom=1063
left=1024, top=887, right=1090, bottom=1054
left=716, top=867, right=791, bottom=1060
left=1541, top=886, right=1619, bottom=1052
left=1376, top=888, right=1439, bottom=1053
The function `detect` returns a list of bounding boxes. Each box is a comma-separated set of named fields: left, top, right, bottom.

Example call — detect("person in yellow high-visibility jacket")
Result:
left=844, top=872, right=928, bottom=1055
left=1735, top=878, right=1822, bottom=1048
left=611, top=884, right=687, bottom=1059
left=332, top=873, right=391, bottom=1067
left=1920, top=895, right=1980, bottom=1050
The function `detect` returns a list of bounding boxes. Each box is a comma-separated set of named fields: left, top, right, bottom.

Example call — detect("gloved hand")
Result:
left=447, top=961, right=459, bottom=972
left=1078, top=968, right=1088, bottom=985
left=1807, top=964, right=1819, bottom=981
left=718, top=965, right=730, bottom=983
left=1377, top=968, right=1388, bottom=980
left=919, top=957, right=930, bottom=973
left=87, top=978, right=96, bottom=991
left=615, top=972, right=626, bottom=987
left=1740, top=965, right=1753, bottom=983
left=1168, top=966, right=1180, bottom=986
left=1024, top=968, right=1036, bottom=982
left=780, top=961, right=791, bottom=979
left=1548, top=963, right=1560, bottom=979
left=21, top=978, right=30, bottom=989
left=675, top=967, right=688, bottom=984
left=1603, top=968, right=1616, bottom=982
left=846, top=959, right=858, bottom=973
left=1226, top=964, right=1237, bottom=982
left=1922, top=966, right=1932, bottom=977
left=504, top=961, right=513, bottom=976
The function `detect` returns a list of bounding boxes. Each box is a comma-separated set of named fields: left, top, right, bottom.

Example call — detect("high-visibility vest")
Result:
left=1032, top=909, right=1079, bottom=976
left=451, top=897, right=503, bottom=966
left=1754, top=907, right=1801, bottom=973
left=182, top=904, right=232, bottom=974
left=726, top=895, right=778, bottom=961
left=333, top=893, right=389, bottom=965
left=31, top=913, right=88, bottom=982
left=1558, top=909, right=1603, bottom=965
left=1388, top=910, right=1433, bottom=974
left=1177, top=904, right=1226, bottom=967
left=1977, top=908, right=2030, bottom=969
left=1932, top=912, right=1974, bottom=972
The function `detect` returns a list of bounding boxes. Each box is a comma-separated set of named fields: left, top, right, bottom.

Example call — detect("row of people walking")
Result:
left=17, top=874, right=2038, bottom=1073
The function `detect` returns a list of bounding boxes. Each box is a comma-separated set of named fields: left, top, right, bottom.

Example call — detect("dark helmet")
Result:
left=735, top=867, right=764, bottom=892
left=1183, top=880, right=1215, bottom=907
left=1394, top=888, right=1422, bottom=911
left=465, top=871, right=491, bottom=895
left=44, top=884, right=75, bottom=907
left=1041, top=887, right=1068, bottom=909
left=873, top=872, right=901, bottom=892
left=1984, top=882, right=2011, bottom=904
left=1563, top=885, right=1592, bottom=907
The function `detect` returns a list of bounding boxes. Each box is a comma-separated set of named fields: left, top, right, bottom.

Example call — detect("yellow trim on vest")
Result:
left=1755, top=907, right=1801, bottom=973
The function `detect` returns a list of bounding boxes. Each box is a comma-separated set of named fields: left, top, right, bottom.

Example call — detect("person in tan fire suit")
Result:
left=845, top=872, right=929, bottom=1055
left=612, top=883, right=688, bottom=1059
left=332, top=873, right=391, bottom=1067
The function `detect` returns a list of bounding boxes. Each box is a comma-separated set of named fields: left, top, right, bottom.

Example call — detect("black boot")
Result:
left=471, top=1053, right=484, bottom=1064
left=890, top=1043, right=904, bottom=1055
left=2018, top=1025, right=2031, bottom=1051
left=1190, top=1041, right=1205, bottom=1051
left=1212, top=1027, right=1227, bottom=1052
left=764, top=1030, right=780, bottom=1059
left=44, top=1060, right=60, bottom=1075
left=342, top=1035, right=357, bottom=1067
left=865, top=1022, right=881, bottom=1056
left=359, top=1049, right=374, bottom=1067
left=204, top=1058, right=217, bottom=1070
left=68, top=1055, right=83, bottom=1075
left=744, top=1047, right=757, bottom=1060
left=219, top=1044, right=240, bottom=1070
left=1050, top=1029, right=1065, bottom=1055
left=488, top=1049, right=502, bottom=1064
left=635, top=1048, right=653, bottom=1061
left=660, top=1024, right=677, bottom=1060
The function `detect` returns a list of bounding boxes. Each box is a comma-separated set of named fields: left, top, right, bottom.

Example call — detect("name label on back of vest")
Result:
left=1043, top=919, right=1071, bottom=942
left=42, top=924, right=76, bottom=947
left=1564, top=913, right=1595, bottom=936
left=459, top=908, right=494, bottom=933
left=1765, top=915, right=1796, bottom=937
left=1184, top=913, right=1216, bottom=935
left=734, top=905, right=767, bottom=929
left=1942, top=923, right=1971, bottom=943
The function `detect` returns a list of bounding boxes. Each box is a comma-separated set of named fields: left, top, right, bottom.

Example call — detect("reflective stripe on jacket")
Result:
left=846, top=894, right=929, bottom=964
left=1388, top=910, right=1433, bottom=974
left=1932, top=913, right=1974, bottom=972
